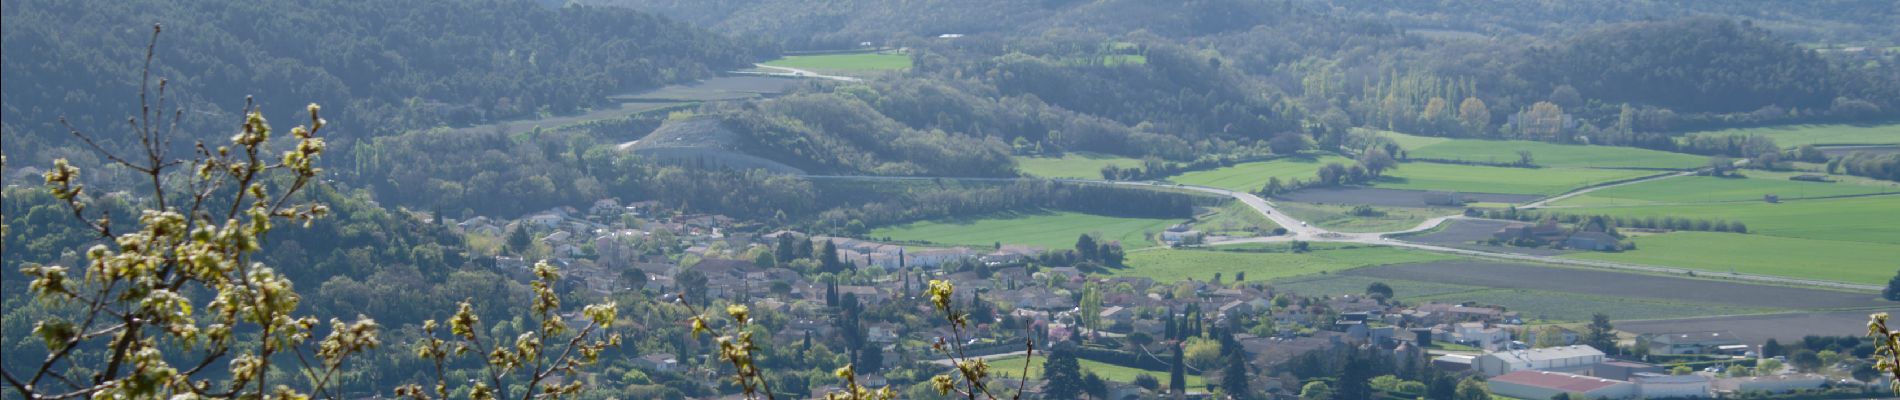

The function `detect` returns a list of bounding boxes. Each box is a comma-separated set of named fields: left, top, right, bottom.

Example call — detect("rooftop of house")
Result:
left=1491, top=370, right=1626, bottom=392
left=1483, top=345, right=1605, bottom=363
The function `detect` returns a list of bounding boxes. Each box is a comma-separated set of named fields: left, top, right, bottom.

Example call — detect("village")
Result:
left=439, top=200, right=1883, bottom=399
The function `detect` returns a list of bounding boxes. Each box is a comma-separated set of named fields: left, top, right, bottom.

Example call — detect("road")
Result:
left=803, top=174, right=1883, bottom=292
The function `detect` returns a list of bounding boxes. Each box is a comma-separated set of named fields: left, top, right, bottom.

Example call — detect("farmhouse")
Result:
left=1565, top=231, right=1622, bottom=251
left=1644, top=331, right=1741, bottom=355
left=1493, top=219, right=1567, bottom=244
left=1474, top=345, right=1606, bottom=376
left=1489, top=370, right=1634, bottom=400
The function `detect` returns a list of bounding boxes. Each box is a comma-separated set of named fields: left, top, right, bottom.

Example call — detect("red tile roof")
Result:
left=1492, top=370, right=1625, bottom=392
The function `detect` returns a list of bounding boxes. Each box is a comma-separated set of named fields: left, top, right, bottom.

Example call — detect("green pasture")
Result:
left=1681, top=123, right=1900, bottom=147
left=869, top=210, right=1177, bottom=250
left=1375, top=163, right=1657, bottom=196
left=761, top=52, right=912, bottom=71
left=1549, top=195, right=1900, bottom=245
left=1015, top=152, right=1144, bottom=178
left=987, top=355, right=1202, bottom=388
left=1118, top=246, right=1458, bottom=283
left=1551, top=173, right=1897, bottom=206
left=1166, top=154, right=1353, bottom=192
left=1564, top=231, right=1900, bottom=285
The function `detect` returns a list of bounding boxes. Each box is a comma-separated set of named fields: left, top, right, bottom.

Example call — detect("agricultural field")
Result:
left=1268, top=274, right=1486, bottom=300
left=1681, top=123, right=1900, bottom=147
left=1404, top=288, right=1780, bottom=323
left=1563, top=231, right=1900, bottom=285
left=1616, top=311, right=1882, bottom=347
left=1015, top=152, right=1143, bottom=178
left=1340, top=261, right=1884, bottom=310
left=1377, top=131, right=1706, bottom=169
left=1118, top=246, right=1458, bottom=283
left=1275, top=187, right=1539, bottom=208
left=868, top=210, right=1177, bottom=250
left=760, top=51, right=912, bottom=72
left=1548, top=195, right=1900, bottom=245
left=1549, top=173, right=1897, bottom=206
left=1374, top=163, right=1658, bottom=196
left=1166, top=154, right=1353, bottom=192
left=986, top=355, right=1201, bottom=388
left=1272, top=202, right=1446, bottom=233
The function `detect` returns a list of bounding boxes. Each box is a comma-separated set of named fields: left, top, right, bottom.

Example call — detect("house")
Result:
left=1489, top=370, right=1635, bottom=400
left=1712, top=373, right=1825, bottom=394
left=1632, top=372, right=1711, bottom=398
left=1565, top=231, right=1621, bottom=251
left=1474, top=345, right=1606, bottom=376
left=1494, top=219, right=1567, bottom=244
left=1098, top=306, right=1134, bottom=329
left=634, top=354, right=678, bottom=372
left=1645, top=331, right=1741, bottom=355
left=1446, top=322, right=1511, bottom=350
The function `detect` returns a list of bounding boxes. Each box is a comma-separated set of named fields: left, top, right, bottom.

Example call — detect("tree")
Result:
left=1042, top=348, right=1086, bottom=399
left=1079, top=282, right=1104, bottom=334
left=1726, top=364, right=1752, bottom=377
left=1299, top=381, right=1334, bottom=400
left=1790, top=350, right=1823, bottom=372
left=620, top=267, right=649, bottom=290
left=1756, top=358, right=1785, bottom=376
left=1082, top=372, right=1108, bottom=399
left=1763, top=338, right=1785, bottom=358
left=1170, top=342, right=1188, bottom=394
left=1269, top=132, right=1312, bottom=155
left=1586, top=313, right=1617, bottom=354
left=1885, top=269, right=1900, bottom=301
left=677, top=269, right=710, bottom=306
left=1459, top=97, right=1492, bottom=136
left=1220, top=347, right=1250, bottom=396
left=1516, top=149, right=1536, bottom=167
left=1454, top=377, right=1491, bottom=400
left=1518, top=101, right=1567, bottom=141
left=1133, top=374, right=1160, bottom=391
left=858, top=341, right=885, bottom=374
left=1366, top=282, right=1395, bottom=301
left=1535, top=326, right=1568, bottom=348
left=1076, top=234, right=1099, bottom=261
left=508, top=224, right=535, bottom=255
left=1670, top=365, right=1694, bottom=375
left=1358, top=147, right=1398, bottom=178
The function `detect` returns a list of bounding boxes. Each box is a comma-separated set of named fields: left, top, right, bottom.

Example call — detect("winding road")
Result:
left=805, top=174, right=1884, bottom=292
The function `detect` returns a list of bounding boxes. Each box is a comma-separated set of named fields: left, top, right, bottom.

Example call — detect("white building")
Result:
left=1474, top=345, right=1606, bottom=376
left=1632, top=372, right=1710, bottom=398
left=1489, top=370, right=1634, bottom=400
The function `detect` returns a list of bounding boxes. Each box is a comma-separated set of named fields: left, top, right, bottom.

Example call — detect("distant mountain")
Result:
left=1, top=0, right=760, bottom=166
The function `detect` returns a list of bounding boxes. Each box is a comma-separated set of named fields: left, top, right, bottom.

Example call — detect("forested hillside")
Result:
left=0, top=0, right=760, bottom=166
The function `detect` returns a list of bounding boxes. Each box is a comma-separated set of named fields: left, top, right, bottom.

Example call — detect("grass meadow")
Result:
left=1375, top=163, right=1657, bottom=195
left=1563, top=231, right=1900, bottom=285
left=868, top=210, right=1177, bottom=250
left=1015, top=152, right=1144, bottom=178
left=1118, top=246, right=1458, bottom=283
left=760, top=52, right=912, bottom=72
left=1550, top=174, right=1897, bottom=206
left=1548, top=195, right=1900, bottom=245
left=1682, top=123, right=1900, bottom=147
left=1378, top=131, right=1705, bottom=169
left=1166, top=154, right=1353, bottom=191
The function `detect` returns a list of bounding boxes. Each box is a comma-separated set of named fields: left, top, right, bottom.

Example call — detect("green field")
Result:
left=760, top=52, right=912, bottom=72
left=1274, top=202, right=1448, bottom=233
left=1550, top=195, right=1900, bottom=245
left=1015, top=152, right=1143, bottom=178
left=1405, top=288, right=1780, bottom=323
left=1377, top=130, right=1705, bottom=169
left=1564, top=232, right=1900, bottom=285
left=869, top=210, right=1177, bottom=249
left=987, top=355, right=1201, bottom=388
left=1376, top=163, right=1657, bottom=195
left=1167, top=155, right=1353, bottom=192
left=1119, top=246, right=1459, bottom=283
left=1551, top=174, right=1897, bottom=206
left=1682, top=123, right=1900, bottom=147
left=1269, top=275, right=1486, bottom=299
left=1190, top=201, right=1280, bottom=237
